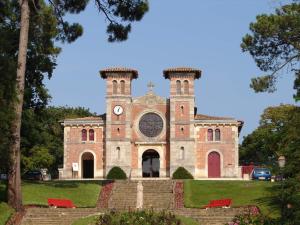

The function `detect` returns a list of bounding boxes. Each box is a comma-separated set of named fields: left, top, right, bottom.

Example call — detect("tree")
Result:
left=6, top=0, right=149, bottom=211
left=241, top=105, right=300, bottom=224
left=241, top=1, right=300, bottom=101
left=240, top=104, right=300, bottom=176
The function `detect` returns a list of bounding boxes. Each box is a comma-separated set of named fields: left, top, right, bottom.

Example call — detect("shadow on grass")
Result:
left=0, top=181, right=7, bottom=202
left=26, top=180, right=106, bottom=188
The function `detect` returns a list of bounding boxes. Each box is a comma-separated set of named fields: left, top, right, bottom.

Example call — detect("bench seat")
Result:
left=204, top=198, right=232, bottom=209
left=48, top=198, right=76, bottom=208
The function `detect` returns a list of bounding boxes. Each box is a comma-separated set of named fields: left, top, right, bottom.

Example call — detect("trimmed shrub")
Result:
left=172, top=167, right=194, bottom=179
left=106, top=166, right=127, bottom=180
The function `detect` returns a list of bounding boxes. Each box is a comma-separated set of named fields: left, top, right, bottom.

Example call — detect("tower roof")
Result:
left=163, top=67, right=201, bottom=79
left=100, top=67, right=138, bottom=79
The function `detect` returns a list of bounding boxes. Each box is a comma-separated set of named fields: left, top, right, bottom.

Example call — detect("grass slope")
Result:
left=22, top=181, right=102, bottom=207
left=0, top=180, right=101, bottom=225
left=0, top=202, right=14, bottom=225
left=184, top=180, right=274, bottom=215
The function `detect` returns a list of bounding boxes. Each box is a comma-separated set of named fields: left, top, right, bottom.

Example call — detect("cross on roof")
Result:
left=147, top=81, right=155, bottom=92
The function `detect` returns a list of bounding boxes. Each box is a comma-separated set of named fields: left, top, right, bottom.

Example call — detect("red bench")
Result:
left=204, top=199, right=232, bottom=209
left=47, top=198, right=76, bottom=208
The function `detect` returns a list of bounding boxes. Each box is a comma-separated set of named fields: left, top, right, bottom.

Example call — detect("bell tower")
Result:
left=100, top=67, right=138, bottom=177
left=163, top=67, right=201, bottom=177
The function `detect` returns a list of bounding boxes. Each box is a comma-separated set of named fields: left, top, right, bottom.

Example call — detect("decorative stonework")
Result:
left=139, top=112, right=163, bottom=138
left=133, top=92, right=166, bottom=105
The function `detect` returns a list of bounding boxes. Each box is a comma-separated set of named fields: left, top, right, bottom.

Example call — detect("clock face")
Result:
left=113, top=105, right=123, bottom=115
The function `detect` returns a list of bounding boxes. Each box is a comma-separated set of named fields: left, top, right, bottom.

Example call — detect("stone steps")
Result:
left=173, top=208, right=243, bottom=225
left=108, top=181, right=137, bottom=210
left=21, top=208, right=103, bottom=225
left=143, top=180, right=174, bottom=209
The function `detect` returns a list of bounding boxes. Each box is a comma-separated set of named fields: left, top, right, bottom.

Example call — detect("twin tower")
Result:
left=60, top=67, right=241, bottom=179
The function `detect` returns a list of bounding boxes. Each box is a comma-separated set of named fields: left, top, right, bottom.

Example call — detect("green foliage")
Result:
left=96, top=210, right=181, bottom=225
left=172, top=167, right=194, bottom=179
left=228, top=213, right=277, bottom=225
left=22, top=146, right=54, bottom=171
left=20, top=106, right=95, bottom=176
left=106, top=167, right=127, bottom=180
left=240, top=104, right=300, bottom=224
left=240, top=104, right=300, bottom=177
left=241, top=2, right=300, bottom=101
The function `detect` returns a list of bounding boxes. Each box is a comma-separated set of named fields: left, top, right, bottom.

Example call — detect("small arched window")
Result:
left=89, top=129, right=94, bottom=141
left=176, top=80, right=181, bottom=94
left=120, top=80, right=125, bottom=94
left=117, top=147, right=120, bottom=160
left=180, top=147, right=185, bottom=160
left=181, top=127, right=184, bottom=134
left=82, top=129, right=87, bottom=141
left=183, top=80, right=189, bottom=94
left=112, top=80, right=117, bottom=94
left=215, top=129, right=221, bottom=141
left=180, top=106, right=184, bottom=115
left=207, top=129, right=213, bottom=141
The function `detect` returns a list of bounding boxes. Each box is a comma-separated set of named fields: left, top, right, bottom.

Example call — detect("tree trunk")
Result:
left=8, top=0, right=30, bottom=211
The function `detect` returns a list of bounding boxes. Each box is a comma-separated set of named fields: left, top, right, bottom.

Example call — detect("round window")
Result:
left=139, top=113, right=163, bottom=137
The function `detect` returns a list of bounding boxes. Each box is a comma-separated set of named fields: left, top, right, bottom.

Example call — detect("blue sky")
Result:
left=45, top=0, right=297, bottom=140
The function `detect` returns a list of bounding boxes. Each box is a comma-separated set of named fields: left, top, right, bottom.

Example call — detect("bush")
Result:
left=172, top=167, right=194, bottom=179
left=106, top=167, right=127, bottom=180
left=97, top=210, right=181, bottom=225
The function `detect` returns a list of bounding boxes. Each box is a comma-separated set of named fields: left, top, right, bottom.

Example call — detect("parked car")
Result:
left=251, top=168, right=272, bottom=181
left=22, top=170, right=43, bottom=181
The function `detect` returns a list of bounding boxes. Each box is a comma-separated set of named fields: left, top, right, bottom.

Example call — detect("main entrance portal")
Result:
left=82, top=152, right=94, bottom=178
left=142, top=150, right=160, bottom=177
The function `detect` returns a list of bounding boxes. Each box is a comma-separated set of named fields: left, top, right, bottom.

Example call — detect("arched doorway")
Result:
left=142, top=150, right=160, bottom=177
left=208, top=151, right=221, bottom=178
left=82, top=152, right=94, bottom=178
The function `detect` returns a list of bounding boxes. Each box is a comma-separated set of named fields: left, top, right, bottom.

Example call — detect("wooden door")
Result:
left=208, top=152, right=221, bottom=178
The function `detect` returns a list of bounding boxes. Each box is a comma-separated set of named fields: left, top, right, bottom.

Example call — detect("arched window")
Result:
left=183, top=80, right=189, bottom=94
left=112, top=80, right=117, bottom=94
left=82, top=129, right=87, bottom=141
left=120, top=80, right=125, bottom=94
left=89, top=129, right=94, bottom=141
left=207, top=129, right=213, bottom=141
left=215, top=129, right=221, bottom=141
left=117, top=127, right=120, bottom=135
left=180, top=106, right=184, bottom=115
left=180, top=147, right=185, bottom=160
left=181, top=127, right=184, bottom=134
left=176, top=80, right=181, bottom=94
left=117, top=147, right=120, bottom=160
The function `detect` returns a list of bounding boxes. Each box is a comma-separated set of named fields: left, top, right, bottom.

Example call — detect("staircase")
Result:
left=108, top=180, right=137, bottom=210
left=21, top=207, right=102, bottom=225
left=174, top=207, right=245, bottom=225
left=143, top=180, right=174, bottom=209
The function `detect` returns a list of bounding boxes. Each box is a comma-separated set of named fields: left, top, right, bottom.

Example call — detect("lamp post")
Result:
left=278, top=155, right=286, bottom=225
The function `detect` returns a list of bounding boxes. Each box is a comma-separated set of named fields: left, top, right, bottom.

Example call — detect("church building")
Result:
left=59, top=67, right=243, bottom=179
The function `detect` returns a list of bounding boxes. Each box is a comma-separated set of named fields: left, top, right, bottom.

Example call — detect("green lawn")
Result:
left=0, top=202, right=14, bottom=225
left=184, top=180, right=275, bottom=215
left=22, top=180, right=102, bottom=207
left=0, top=180, right=102, bottom=225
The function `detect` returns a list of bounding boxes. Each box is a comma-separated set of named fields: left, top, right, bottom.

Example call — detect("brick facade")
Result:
left=59, top=67, right=243, bottom=179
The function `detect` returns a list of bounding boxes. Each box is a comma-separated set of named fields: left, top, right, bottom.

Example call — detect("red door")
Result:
left=208, top=152, right=221, bottom=178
